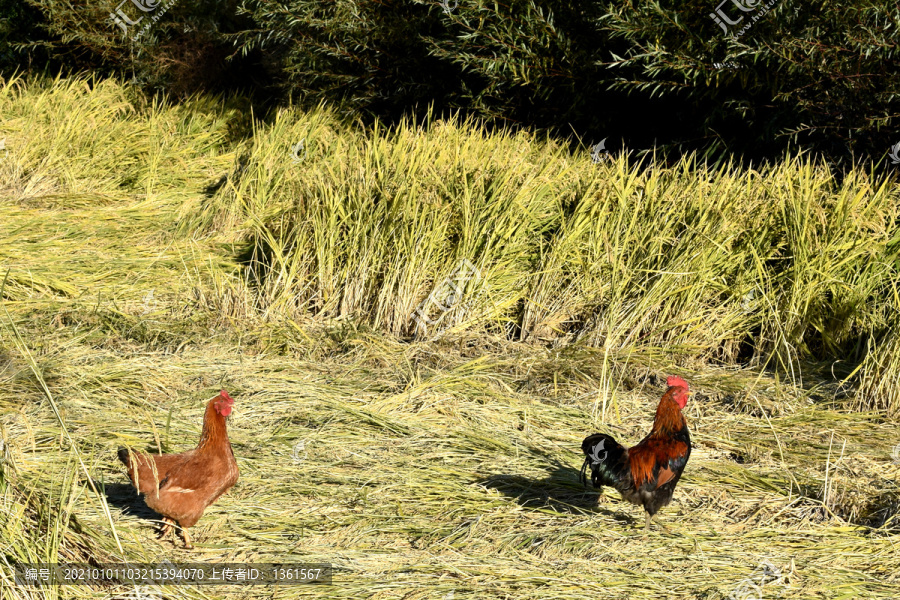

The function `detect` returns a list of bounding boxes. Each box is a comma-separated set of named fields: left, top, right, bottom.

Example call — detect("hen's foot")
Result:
left=157, top=517, right=174, bottom=538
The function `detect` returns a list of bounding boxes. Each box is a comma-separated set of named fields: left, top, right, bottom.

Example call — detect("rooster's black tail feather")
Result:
left=580, top=433, right=629, bottom=491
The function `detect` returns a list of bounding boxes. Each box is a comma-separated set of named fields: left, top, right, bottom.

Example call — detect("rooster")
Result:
left=118, top=390, right=239, bottom=549
left=580, top=376, right=691, bottom=530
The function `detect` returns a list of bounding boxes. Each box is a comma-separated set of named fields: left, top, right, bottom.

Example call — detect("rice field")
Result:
left=1, top=75, right=899, bottom=600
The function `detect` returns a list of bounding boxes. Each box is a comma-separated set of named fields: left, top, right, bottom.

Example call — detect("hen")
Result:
left=580, top=376, right=691, bottom=530
left=118, top=390, right=239, bottom=548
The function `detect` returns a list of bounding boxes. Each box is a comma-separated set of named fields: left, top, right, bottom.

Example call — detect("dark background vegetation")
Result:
left=2, top=0, right=898, bottom=166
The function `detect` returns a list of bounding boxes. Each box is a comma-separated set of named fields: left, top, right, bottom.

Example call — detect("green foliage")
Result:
left=235, top=0, right=463, bottom=119
left=6, top=0, right=898, bottom=161
left=0, top=0, right=47, bottom=73
left=601, top=0, right=900, bottom=159
left=10, top=0, right=260, bottom=96
left=235, top=0, right=900, bottom=161
left=235, top=0, right=614, bottom=130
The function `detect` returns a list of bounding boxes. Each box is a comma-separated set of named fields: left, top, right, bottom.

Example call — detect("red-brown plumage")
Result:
left=628, top=383, right=690, bottom=486
left=580, top=376, right=691, bottom=529
left=118, top=390, right=239, bottom=548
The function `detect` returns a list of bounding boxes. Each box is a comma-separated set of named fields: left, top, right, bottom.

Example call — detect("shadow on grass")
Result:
left=104, top=482, right=161, bottom=522
left=482, top=460, right=633, bottom=524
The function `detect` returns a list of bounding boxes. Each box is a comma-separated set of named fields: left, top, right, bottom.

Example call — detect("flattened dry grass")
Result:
left=3, top=325, right=900, bottom=599
left=0, top=76, right=899, bottom=600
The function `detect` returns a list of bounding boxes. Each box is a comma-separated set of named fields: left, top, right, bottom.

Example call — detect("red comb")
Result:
left=220, top=389, right=234, bottom=403
left=666, top=376, right=689, bottom=390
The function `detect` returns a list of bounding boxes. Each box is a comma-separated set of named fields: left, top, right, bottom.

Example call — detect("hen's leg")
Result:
left=645, top=513, right=651, bottom=530
left=179, top=526, right=193, bottom=550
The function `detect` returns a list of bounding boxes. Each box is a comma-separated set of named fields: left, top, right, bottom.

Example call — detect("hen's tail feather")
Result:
left=117, top=447, right=155, bottom=495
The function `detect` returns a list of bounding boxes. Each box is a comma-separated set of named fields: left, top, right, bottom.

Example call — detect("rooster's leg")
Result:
left=645, top=513, right=670, bottom=533
left=179, top=526, right=193, bottom=550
